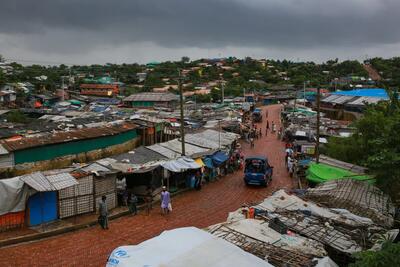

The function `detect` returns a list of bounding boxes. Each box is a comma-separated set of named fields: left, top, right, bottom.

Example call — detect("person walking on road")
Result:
left=266, top=120, right=269, bottom=131
left=129, top=193, right=138, bottom=215
left=98, top=195, right=109, bottom=230
left=161, top=186, right=171, bottom=215
left=250, top=137, right=255, bottom=148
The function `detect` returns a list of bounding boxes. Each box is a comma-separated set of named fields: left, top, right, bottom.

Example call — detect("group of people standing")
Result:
left=98, top=185, right=172, bottom=230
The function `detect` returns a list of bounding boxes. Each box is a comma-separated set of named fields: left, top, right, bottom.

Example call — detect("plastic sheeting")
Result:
left=106, top=227, right=272, bottom=267
left=0, top=177, right=30, bottom=216
left=212, top=151, right=229, bottom=166
left=161, top=157, right=201, bottom=173
left=203, top=157, right=214, bottom=168
left=195, top=158, right=205, bottom=167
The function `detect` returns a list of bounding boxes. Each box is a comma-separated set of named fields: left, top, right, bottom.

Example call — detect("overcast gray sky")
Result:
left=1, top=0, right=399, bottom=65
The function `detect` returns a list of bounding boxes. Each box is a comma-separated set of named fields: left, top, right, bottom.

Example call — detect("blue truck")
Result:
left=252, top=108, right=263, bottom=123
left=244, top=156, right=273, bottom=187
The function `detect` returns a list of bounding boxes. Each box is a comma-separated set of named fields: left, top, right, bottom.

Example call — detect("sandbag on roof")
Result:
left=106, top=227, right=272, bottom=267
left=305, top=179, right=396, bottom=228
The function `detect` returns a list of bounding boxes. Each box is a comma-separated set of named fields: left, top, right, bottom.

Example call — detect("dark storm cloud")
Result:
left=0, top=0, right=399, bottom=62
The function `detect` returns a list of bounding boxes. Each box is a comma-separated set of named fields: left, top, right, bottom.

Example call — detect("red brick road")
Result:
left=0, top=104, right=295, bottom=267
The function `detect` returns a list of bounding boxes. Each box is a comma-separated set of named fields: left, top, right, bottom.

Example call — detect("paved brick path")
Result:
left=0, top=104, right=296, bottom=267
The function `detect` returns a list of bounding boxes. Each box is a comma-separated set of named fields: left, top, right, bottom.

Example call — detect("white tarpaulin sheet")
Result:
left=0, top=177, right=30, bottom=215
left=106, top=227, right=272, bottom=267
left=161, top=157, right=201, bottom=173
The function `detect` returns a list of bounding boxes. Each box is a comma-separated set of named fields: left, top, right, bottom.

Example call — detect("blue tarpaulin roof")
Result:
left=211, top=151, right=229, bottom=166
left=332, top=88, right=388, bottom=99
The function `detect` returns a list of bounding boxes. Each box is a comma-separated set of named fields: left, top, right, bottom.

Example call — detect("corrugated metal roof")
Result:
left=20, top=172, right=78, bottom=191
left=0, top=123, right=137, bottom=152
left=345, top=96, right=382, bottom=106
left=123, top=92, right=179, bottom=102
left=0, top=144, right=9, bottom=155
left=330, top=95, right=355, bottom=104
left=146, top=144, right=181, bottom=159
left=158, top=139, right=209, bottom=157
left=321, top=95, right=341, bottom=103
left=81, top=163, right=112, bottom=173
left=198, top=129, right=239, bottom=146
left=112, top=146, right=167, bottom=164
left=185, top=134, right=220, bottom=149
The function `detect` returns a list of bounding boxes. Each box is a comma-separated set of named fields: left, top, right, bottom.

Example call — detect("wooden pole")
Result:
left=316, top=87, right=321, bottom=164
left=178, top=69, right=186, bottom=156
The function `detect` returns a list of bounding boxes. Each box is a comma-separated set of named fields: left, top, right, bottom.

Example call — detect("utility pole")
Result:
left=61, top=76, right=65, bottom=101
left=178, top=69, right=186, bottom=156
left=221, top=81, right=224, bottom=104
left=292, top=88, right=297, bottom=118
left=218, top=120, right=221, bottom=149
left=316, top=86, right=321, bottom=163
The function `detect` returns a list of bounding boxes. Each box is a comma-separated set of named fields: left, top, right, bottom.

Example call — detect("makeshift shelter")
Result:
left=317, top=155, right=367, bottom=174
left=111, top=147, right=168, bottom=196
left=161, top=157, right=201, bottom=190
left=253, top=190, right=397, bottom=259
left=113, top=146, right=167, bottom=165
left=58, top=171, right=94, bottom=219
left=146, top=143, right=181, bottom=159
left=209, top=219, right=327, bottom=267
left=306, top=162, right=374, bottom=184
left=21, top=172, right=77, bottom=226
left=106, top=227, right=272, bottom=267
left=211, top=151, right=229, bottom=166
left=0, top=177, right=30, bottom=231
left=305, top=179, right=396, bottom=228
left=159, top=139, right=210, bottom=157
left=81, top=163, right=118, bottom=211
left=203, top=157, right=217, bottom=181
left=161, top=157, right=201, bottom=173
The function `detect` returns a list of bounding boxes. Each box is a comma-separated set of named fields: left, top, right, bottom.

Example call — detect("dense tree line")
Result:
left=3, top=54, right=399, bottom=101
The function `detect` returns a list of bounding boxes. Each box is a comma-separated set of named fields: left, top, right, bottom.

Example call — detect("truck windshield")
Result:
left=245, top=160, right=266, bottom=173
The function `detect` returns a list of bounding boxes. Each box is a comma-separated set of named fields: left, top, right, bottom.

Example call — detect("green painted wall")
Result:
left=14, top=130, right=137, bottom=164
left=132, top=101, right=154, bottom=107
